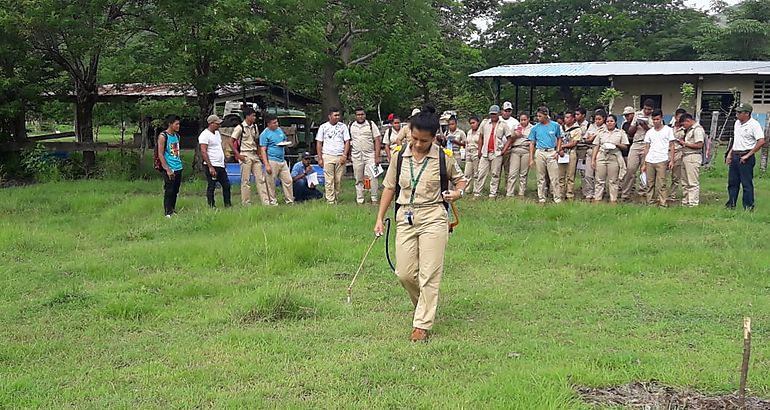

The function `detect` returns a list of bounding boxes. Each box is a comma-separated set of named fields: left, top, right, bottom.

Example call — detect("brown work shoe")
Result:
left=410, top=327, right=429, bottom=342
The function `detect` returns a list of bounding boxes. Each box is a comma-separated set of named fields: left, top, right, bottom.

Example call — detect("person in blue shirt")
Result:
left=291, top=152, right=324, bottom=203
left=528, top=106, right=563, bottom=203
left=157, top=114, right=184, bottom=217
left=259, top=115, right=294, bottom=205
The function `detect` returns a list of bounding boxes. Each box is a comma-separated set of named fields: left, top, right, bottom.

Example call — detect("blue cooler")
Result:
left=226, top=162, right=281, bottom=186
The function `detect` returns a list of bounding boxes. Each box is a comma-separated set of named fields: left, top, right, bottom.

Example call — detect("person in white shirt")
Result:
left=316, top=107, right=351, bottom=204
left=640, top=110, right=675, bottom=207
left=199, top=115, right=232, bottom=208
left=726, top=102, right=766, bottom=210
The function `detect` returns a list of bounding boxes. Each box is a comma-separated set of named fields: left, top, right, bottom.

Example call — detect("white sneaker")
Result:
left=165, top=214, right=172, bottom=219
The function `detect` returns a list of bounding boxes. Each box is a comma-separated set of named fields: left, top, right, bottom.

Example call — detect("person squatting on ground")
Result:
left=374, top=106, right=467, bottom=343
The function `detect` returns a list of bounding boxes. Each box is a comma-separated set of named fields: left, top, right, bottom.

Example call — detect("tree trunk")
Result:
left=74, top=83, right=97, bottom=170
left=322, top=61, right=343, bottom=115
left=12, top=108, right=26, bottom=143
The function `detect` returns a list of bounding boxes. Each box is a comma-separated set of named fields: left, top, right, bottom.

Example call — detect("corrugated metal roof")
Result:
left=470, top=61, right=770, bottom=78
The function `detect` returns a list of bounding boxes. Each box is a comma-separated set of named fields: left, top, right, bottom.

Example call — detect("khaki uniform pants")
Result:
left=594, top=154, right=621, bottom=202
left=682, top=154, right=701, bottom=207
left=506, top=148, right=529, bottom=197
left=499, top=152, right=511, bottom=196
left=323, top=154, right=345, bottom=204
left=645, top=161, right=668, bottom=206
left=464, top=157, right=479, bottom=194
left=576, top=147, right=595, bottom=199
left=239, top=152, right=269, bottom=205
left=352, top=152, right=378, bottom=203
left=535, top=149, right=561, bottom=202
left=266, top=160, right=294, bottom=204
left=557, top=150, right=577, bottom=200
left=669, top=150, right=683, bottom=199
left=622, top=144, right=645, bottom=199
left=395, top=206, right=448, bottom=331
left=475, top=155, right=503, bottom=197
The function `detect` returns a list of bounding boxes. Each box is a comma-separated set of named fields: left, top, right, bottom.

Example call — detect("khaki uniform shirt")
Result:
left=383, top=144, right=466, bottom=207
left=466, top=128, right=481, bottom=158
left=395, top=124, right=412, bottom=146
left=562, top=124, right=583, bottom=149
left=349, top=120, right=381, bottom=155
left=446, top=129, right=466, bottom=157
left=511, top=124, right=532, bottom=148
left=631, top=112, right=651, bottom=143
left=683, top=123, right=706, bottom=156
left=231, top=121, right=260, bottom=153
left=479, top=119, right=511, bottom=158
left=382, top=126, right=401, bottom=148
left=672, top=125, right=686, bottom=152
left=594, top=128, right=629, bottom=155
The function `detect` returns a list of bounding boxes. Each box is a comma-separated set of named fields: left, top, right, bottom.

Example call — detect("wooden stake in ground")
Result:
left=739, top=317, right=752, bottom=409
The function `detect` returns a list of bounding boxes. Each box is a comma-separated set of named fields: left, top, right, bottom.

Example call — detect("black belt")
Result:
left=733, top=150, right=750, bottom=155
left=538, top=148, right=555, bottom=152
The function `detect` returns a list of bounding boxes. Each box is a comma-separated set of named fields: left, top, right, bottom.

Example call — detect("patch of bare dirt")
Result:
left=575, top=381, right=770, bottom=409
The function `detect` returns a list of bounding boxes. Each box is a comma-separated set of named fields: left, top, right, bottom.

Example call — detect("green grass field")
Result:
left=1, top=164, right=769, bottom=408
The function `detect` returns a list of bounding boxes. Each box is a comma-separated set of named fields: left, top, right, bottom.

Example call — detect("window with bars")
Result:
left=753, top=80, right=770, bottom=104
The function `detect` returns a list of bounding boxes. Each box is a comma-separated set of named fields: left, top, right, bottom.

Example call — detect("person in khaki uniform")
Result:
left=678, top=113, right=705, bottom=207
left=349, top=107, right=382, bottom=205
left=591, top=114, right=629, bottom=202
left=668, top=108, right=687, bottom=200
left=474, top=105, right=510, bottom=198
left=374, top=107, right=467, bottom=343
left=558, top=110, right=582, bottom=200
left=464, top=115, right=482, bottom=193
left=394, top=108, right=420, bottom=146
left=502, top=112, right=533, bottom=197
left=316, top=108, right=351, bottom=204
left=528, top=106, right=563, bottom=203
left=621, top=99, right=655, bottom=201
left=383, top=115, right=402, bottom=163
left=498, top=101, right=518, bottom=195
left=231, top=108, right=269, bottom=206
left=640, top=109, right=675, bottom=207
left=445, top=116, right=466, bottom=158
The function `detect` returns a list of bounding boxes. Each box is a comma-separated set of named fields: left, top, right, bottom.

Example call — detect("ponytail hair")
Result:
left=410, top=104, right=440, bottom=135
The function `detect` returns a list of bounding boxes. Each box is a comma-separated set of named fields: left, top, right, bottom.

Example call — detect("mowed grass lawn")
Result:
left=1, top=162, right=769, bottom=408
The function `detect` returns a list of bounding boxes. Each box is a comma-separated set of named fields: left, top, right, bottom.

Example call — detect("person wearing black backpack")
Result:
left=374, top=106, right=467, bottom=343
left=156, top=115, right=183, bottom=217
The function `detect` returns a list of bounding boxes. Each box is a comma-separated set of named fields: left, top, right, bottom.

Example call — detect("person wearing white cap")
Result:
left=199, top=114, right=232, bottom=208
left=474, top=104, right=510, bottom=198
left=498, top=101, right=518, bottom=195
left=395, top=108, right=420, bottom=146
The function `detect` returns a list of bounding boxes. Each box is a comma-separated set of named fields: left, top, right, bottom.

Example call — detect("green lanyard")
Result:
left=408, top=157, right=430, bottom=206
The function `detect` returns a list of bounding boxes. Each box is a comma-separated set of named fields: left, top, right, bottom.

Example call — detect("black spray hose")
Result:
left=384, top=218, right=395, bottom=272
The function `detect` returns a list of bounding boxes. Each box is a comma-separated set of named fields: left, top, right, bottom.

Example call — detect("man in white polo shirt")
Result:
left=199, top=115, right=232, bottom=208
left=640, top=109, right=674, bottom=207
left=316, top=107, right=351, bottom=204
left=726, top=102, right=766, bottom=210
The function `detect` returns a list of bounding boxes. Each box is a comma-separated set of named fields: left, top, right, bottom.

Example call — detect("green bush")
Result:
left=20, top=143, right=62, bottom=183
left=96, top=150, right=139, bottom=180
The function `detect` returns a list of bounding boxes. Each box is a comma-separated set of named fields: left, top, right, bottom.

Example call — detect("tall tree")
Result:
left=20, top=0, right=144, bottom=167
left=695, top=0, right=770, bottom=60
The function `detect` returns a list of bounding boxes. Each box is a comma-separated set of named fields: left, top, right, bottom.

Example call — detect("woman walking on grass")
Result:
left=374, top=106, right=467, bottom=343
